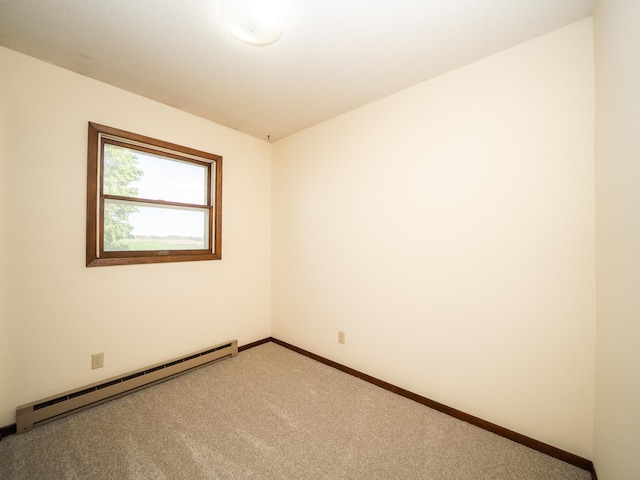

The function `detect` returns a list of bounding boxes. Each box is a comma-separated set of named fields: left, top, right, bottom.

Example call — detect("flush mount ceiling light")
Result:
left=220, top=0, right=286, bottom=46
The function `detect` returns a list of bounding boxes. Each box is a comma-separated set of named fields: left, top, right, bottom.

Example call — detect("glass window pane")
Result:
left=103, top=143, right=208, bottom=205
left=104, top=200, right=209, bottom=252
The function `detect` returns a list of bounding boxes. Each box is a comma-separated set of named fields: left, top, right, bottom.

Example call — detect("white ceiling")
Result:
left=0, top=0, right=595, bottom=141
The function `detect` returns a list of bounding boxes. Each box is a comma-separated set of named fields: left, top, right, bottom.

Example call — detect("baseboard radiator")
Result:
left=16, top=339, right=238, bottom=434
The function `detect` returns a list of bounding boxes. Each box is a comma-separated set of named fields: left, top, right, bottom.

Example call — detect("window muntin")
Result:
left=87, top=123, right=222, bottom=266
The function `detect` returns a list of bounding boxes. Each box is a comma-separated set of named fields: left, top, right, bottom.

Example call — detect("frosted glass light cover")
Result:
left=220, top=0, right=286, bottom=46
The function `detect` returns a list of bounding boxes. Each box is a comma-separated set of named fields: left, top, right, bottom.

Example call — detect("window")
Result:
left=86, top=122, right=222, bottom=266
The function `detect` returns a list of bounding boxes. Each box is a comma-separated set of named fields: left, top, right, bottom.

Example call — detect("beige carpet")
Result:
left=0, top=342, right=590, bottom=479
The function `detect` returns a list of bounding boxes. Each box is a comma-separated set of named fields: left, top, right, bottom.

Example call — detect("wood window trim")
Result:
left=86, top=122, right=222, bottom=267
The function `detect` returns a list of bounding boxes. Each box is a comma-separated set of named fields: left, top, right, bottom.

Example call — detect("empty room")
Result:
left=0, top=0, right=638, bottom=479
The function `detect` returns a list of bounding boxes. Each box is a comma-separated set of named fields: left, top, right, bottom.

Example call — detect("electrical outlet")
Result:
left=91, top=352, right=104, bottom=370
left=338, top=331, right=345, bottom=344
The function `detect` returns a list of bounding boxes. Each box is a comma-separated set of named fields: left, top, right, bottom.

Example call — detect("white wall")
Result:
left=0, top=52, right=11, bottom=432
left=0, top=47, right=272, bottom=426
left=272, top=19, right=595, bottom=458
left=593, top=1, right=640, bottom=478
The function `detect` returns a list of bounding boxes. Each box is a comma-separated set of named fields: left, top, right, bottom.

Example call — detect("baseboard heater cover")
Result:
left=16, top=339, right=238, bottom=434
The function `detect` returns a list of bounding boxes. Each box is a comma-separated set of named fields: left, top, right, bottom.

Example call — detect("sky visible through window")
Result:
left=128, top=151, right=208, bottom=238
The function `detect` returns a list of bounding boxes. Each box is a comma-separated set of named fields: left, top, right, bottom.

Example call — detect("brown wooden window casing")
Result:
left=86, top=122, right=222, bottom=267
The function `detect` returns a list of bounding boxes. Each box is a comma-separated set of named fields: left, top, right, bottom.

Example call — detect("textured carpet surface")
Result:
left=0, top=342, right=590, bottom=479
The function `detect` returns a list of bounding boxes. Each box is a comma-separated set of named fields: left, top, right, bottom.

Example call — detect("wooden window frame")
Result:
left=86, top=122, right=222, bottom=267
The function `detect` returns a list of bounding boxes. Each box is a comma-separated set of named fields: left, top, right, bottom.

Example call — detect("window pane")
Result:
left=104, top=200, right=209, bottom=252
left=103, top=143, right=208, bottom=205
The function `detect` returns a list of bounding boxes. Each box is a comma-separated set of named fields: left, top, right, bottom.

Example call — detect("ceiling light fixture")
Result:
left=219, top=0, right=286, bottom=46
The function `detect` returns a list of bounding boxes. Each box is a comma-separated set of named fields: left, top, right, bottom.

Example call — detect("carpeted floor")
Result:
left=0, top=342, right=590, bottom=479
